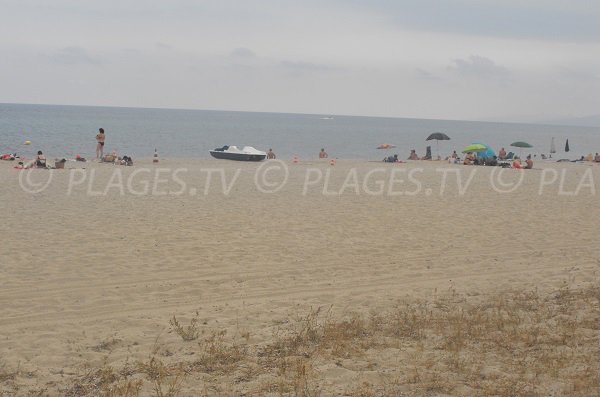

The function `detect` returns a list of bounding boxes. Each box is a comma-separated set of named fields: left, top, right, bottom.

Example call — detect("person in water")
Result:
left=319, top=148, right=328, bottom=158
left=96, top=128, right=105, bottom=159
left=267, top=148, right=276, bottom=159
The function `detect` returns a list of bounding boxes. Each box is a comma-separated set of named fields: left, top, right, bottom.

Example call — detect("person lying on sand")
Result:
left=1, top=153, right=17, bottom=161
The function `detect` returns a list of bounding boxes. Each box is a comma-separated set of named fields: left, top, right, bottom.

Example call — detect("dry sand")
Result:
left=0, top=158, right=598, bottom=396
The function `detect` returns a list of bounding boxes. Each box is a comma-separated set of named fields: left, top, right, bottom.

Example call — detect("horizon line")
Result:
left=0, top=101, right=593, bottom=129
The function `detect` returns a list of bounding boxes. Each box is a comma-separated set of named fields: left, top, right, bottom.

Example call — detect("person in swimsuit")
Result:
left=512, top=158, right=523, bottom=169
left=319, top=148, right=328, bottom=158
left=267, top=148, right=276, bottom=159
left=408, top=149, right=419, bottom=160
left=96, top=128, right=105, bottom=159
left=35, top=150, right=47, bottom=168
left=498, top=147, right=507, bottom=160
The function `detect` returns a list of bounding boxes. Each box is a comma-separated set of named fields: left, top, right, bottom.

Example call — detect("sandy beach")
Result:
left=1, top=158, right=598, bottom=396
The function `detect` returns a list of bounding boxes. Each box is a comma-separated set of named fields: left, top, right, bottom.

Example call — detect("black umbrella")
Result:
left=565, top=139, right=570, bottom=152
left=426, top=132, right=450, bottom=141
left=426, top=132, right=450, bottom=158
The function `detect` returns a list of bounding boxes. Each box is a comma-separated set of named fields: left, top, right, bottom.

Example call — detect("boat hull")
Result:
left=210, top=151, right=266, bottom=161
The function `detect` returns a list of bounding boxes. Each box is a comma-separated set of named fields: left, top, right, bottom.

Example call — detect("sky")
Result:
left=1, top=0, right=599, bottom=122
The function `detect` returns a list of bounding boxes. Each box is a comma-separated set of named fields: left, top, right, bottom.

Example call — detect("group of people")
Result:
left=9, top=130, right=600, bottom=168
left=265, top=148, right=329, bottom=160
left=2, top=128, right=130, bottom=169
left=379, top=146, right=537, bottom=169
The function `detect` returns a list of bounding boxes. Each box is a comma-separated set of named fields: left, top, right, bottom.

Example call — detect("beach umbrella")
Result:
left=426, top=132, right=450, bottom=158
left=462, top=143, right=487, bottom=154
left=565, top=139, right=570, bottom=152
left=376, top=143, right=396, bottom=149
left=471, top=142, right=496, bottom=158
left=426, top=132, right=450, bottom=141
left=510, top=141, right=533, bottom=158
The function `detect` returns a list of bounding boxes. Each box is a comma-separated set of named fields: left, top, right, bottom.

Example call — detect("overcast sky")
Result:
left=1, top=0, right=599, bottom=121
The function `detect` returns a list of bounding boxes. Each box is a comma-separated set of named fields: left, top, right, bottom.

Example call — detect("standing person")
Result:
left=96, top=128, right=105, bottom=159
left=319, top=148, right=328, bottom=158
left=267, top=148, right=276, bottom=159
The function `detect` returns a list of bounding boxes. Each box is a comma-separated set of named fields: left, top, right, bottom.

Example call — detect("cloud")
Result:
left=415, top=68, right=441, bottom=81
left=155, top=42, right=173, bottom=50
left=558, top=67, right=598, bottom=83
left=48, top=46, right=101, bottom=65
left=447, top=55, right=511, bottom=82
left=230, top=47, right=256, bottom=58
left=280, top=60, right=339, bottom=72
left=337, top=0, right=600, bottom=43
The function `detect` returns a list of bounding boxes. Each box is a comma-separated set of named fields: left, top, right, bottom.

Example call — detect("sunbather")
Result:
left=35, top=151, right=47, bottom=168
left=498, top=147, right=507, bottom=160
left=512, top=158, right=522, bottom=169
left=463, top=152, right=475, bottom=165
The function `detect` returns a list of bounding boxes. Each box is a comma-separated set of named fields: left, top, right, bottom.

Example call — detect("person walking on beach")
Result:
left=267, top=148, right=276, bottom=159
left=319, top=148, right=328, bottom=158
left=96, top=128, right=105, bottom=159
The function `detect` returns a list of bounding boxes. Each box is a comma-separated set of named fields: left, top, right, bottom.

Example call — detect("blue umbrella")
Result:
left=471, top=142, right=496, bottom=158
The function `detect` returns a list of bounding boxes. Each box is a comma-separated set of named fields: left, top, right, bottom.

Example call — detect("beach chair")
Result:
left=422, top=146, right=432, bottom=160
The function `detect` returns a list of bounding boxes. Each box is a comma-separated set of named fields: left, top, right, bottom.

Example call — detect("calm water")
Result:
left=1, top=103, right=598, bottom=160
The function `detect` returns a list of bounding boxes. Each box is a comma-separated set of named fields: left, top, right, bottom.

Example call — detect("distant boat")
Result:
left=209, top=145, right=266, bottom=161
left=320, top=116, right=334, bottom=120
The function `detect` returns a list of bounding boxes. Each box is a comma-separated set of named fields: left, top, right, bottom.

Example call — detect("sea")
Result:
left=1, top=103, right=599, bottom=161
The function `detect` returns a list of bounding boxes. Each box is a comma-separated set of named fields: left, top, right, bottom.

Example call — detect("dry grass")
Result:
left=137, top=357, right=185, bottom=397
left=63, top=361, right=142, bottom=397
left=169, top=313, right=201, bottom=342
left=2, top=282, right=598, bottom=396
